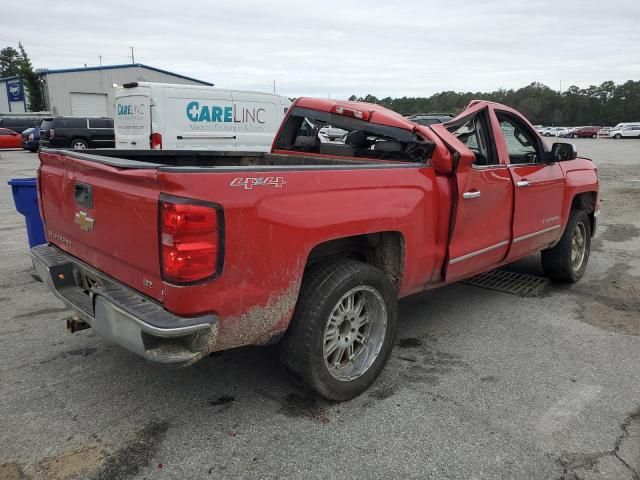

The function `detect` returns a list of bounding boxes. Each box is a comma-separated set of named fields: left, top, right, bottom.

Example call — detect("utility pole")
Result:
left=129, top=46, right=135, bottom=64
left=273, top=80, right=276, bottom=94
left=99, top=55, right=102, bottom=66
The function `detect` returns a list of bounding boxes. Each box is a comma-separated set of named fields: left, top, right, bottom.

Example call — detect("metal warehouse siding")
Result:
left=42, top=66, right=208, bottom=117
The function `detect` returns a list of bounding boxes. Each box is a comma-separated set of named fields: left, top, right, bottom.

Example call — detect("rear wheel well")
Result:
left=571, top=192, right=596, bottom=235
left=306, top=232, right=405, bottom=291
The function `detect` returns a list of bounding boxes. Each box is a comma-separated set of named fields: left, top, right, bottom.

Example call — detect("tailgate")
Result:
left=38, top=151, right=163, bottom=301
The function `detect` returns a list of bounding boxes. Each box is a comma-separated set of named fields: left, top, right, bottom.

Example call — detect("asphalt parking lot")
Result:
left=0, top=140, right=639, bottom=480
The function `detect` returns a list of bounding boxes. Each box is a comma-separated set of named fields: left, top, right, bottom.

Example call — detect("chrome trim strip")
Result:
left=513, top=225, right=561, bottom=243
left=471, top=164, right=508, bottom=170
left=507, top=163, right=544, bottom=168
left=449, top=240, right=509, bottom=265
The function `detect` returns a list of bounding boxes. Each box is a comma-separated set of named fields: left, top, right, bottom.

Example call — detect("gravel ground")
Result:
left=0, top=139, right=638, bottom=480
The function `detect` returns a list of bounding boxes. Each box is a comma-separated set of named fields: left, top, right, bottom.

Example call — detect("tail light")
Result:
left=159, top=196, right=223, bottom=283
left=49, top=128, right=55, bottom=139
left=150, top=132, right=162, bottom=149
left=331, top=105, right=370, bottom=121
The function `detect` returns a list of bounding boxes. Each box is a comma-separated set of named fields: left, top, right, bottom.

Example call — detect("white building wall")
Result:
left=42, top=66, right=210, bottom=117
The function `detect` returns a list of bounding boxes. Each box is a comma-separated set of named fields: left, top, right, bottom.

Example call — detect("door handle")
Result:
left=462, top=190, right=481, bottom=199
left=517, top=180, right=531, bottom=188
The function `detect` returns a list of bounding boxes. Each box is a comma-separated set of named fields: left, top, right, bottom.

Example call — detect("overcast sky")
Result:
left=2, top=0, right=639, bottom=98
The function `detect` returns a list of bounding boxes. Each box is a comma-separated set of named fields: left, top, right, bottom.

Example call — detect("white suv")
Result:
left=610, top=125, right=640, bottom=139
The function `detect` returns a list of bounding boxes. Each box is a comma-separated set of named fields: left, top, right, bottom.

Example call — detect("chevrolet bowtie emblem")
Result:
left=74, top=211, right=95, bottom=232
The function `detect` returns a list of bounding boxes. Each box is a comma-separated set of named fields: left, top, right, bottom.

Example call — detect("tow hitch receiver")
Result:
left=66, top=315, right=90, bottom=333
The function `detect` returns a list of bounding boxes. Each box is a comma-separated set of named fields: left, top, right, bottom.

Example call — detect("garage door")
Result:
left=70, top=93, right=108, bottom=116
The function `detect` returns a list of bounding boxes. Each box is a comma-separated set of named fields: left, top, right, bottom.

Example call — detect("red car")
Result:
left=33, top=99, right=599, bottom=400
left=572, top=126, right=601, bottom=138
left=0, top=128, right=22, bottom=149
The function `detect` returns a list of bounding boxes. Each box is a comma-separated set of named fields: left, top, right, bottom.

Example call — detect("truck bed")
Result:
left=43, top=149, right=418, bottom=171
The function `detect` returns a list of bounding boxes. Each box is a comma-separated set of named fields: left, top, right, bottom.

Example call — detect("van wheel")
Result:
left=279, top=259, right=398, bottom=401
left=71, top=139, right=88, bottom=149
left=614, top=133, right=622, bottom=139
left=542, top=210, right=591, bottom=283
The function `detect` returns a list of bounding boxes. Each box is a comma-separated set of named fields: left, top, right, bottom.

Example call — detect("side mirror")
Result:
left=549, top=142, right=577, bottom=162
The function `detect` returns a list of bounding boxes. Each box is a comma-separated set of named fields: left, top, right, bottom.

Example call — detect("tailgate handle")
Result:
left=74, top=183, right=93, bottom=208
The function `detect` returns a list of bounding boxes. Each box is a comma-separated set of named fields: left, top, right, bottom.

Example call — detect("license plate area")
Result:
left=72, top=266, right=104, bottom=293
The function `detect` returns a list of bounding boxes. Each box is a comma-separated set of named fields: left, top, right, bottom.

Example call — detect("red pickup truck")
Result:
left=32, top=98, right=599, bottom=400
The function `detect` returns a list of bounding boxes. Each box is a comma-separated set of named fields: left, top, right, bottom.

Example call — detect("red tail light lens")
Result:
left=150, top=132, right=162, bottom=149
left=160, top=198, right=222, bottom=283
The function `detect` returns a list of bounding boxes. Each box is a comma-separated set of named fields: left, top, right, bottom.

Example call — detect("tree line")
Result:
left=349, top=80, right=640, bottom=126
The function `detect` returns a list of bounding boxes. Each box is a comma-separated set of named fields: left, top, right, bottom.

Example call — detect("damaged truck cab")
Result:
left=33, top=98, right=598, bottom=400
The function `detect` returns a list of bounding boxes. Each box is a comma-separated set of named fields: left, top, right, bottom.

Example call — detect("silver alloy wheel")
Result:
left=323, top=286, right=387, bottom=382
left=570, top=221, right=587, bottom=271
left=73, top=141, right=87, bottom=149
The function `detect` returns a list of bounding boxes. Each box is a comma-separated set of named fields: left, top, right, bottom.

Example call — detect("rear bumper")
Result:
left=31, top=244, right=219, bottom=364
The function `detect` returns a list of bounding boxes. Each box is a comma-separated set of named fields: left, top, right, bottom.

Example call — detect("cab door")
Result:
left=491, top=109, right=565, bottom=260
left=442, top=109, right=514, bottom=282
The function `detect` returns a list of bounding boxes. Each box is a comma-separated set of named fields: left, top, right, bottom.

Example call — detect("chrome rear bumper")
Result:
left=31, top=244, right=218, bottom=364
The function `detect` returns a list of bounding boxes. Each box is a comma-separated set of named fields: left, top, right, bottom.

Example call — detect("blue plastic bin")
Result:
left=8, top=177, right=46, bottom=249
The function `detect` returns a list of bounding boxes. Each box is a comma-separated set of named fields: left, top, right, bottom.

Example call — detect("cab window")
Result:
left=446, top=110, right=497, bottom=166
left=495, top=112, right=540, bottom=164
left=275, top=107, right=434, bottom=162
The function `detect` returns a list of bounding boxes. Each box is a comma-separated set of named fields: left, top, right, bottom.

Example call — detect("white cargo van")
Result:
left=114, top=82, right=291, bottom=151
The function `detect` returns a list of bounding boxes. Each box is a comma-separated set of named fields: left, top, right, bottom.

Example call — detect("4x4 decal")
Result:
left=230, top=176, right=286, bottom=190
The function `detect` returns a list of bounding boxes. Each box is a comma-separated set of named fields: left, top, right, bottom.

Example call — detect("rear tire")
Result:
left=70, top=138, right=88, bottom=149
left=279, top=259, right=398, bottom=401
left=591, top=133, right=597, bottom=139
left=614, top=133, right=622, bottom=139
left=542, top=210, right=591, bottom=283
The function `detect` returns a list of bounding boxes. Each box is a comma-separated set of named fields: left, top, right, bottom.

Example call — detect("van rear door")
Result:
left=115, top=87, right=151, bottom=149
left=165, top=89, right=236, bottom=150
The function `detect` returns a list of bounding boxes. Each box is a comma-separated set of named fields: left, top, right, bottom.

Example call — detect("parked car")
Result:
left=598, top=127, right=612, bottom=138
left=39, top=117, right=115, bottom=150
left=407, top=113, right=454, bottom=126
left=319, top=125, right=348, bottom=142
left=555, top=128, right=572, bottom=138
left=610, top=125, right=640, bottom=139
left=21, top=127, right=40, bottom=152
left=114, top=82, right=291, bottom=151
left=33, top=98, right=599, bottom=401
left=542, top=127, right=559, bottom=137
left=0, top=117, right=42, bottom=132
left=0, top=128, right=22, bottom=149
left=572, top=126, right=601, bottom=138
